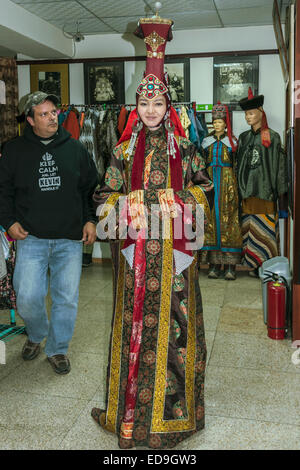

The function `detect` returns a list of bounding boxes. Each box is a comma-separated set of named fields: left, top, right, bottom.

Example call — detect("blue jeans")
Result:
left=13, top=235, right=82, bottom=357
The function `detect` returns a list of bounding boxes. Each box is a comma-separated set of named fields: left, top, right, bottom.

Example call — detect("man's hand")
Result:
left=7, top=222, right=29, bottom=240
left=82, top=221, right=97, bottom=245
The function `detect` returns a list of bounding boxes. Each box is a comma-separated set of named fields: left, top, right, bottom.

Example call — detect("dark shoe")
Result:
left=248, top=268, right=259, bottom=278
left=224, top=264, right=236, bottom=280
left=22, top=339, right=41, bottom=361
left=47, top=354, right=71, bottom=375
left=208, top=264, right=221, bottom=279
left=82, top=253, right=92, bottom=267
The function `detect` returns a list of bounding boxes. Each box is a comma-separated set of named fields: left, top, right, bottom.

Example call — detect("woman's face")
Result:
left=137, top=94, right=167, bottom=130
left=213, top=119, right=226, bottom=134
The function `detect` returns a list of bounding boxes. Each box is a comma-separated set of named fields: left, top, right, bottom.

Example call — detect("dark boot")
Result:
left=248, top=267, right=259, bottom=278
left=82, top=252, right=92, bottom=267
left=224, top=264, right=236, bottom=280
left=208, top=264, right=221, bottom=279
left=22, top=339, right=41, bottom=361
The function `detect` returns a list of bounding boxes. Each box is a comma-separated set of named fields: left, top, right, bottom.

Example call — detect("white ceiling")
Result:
left=9, top=0, right=292, bottom=35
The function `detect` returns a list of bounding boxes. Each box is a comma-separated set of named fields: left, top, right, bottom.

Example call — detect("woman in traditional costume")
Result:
left=91, top=10, right=214, bottom=449
left=200, top=102, right=242, bottom=280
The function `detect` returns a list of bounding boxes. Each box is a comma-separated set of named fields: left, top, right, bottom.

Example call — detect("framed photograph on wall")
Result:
left=164, top=57, right=190, bottom=103
left=30, top=63, right=69, bottom=104
left=84, top=61, right=125, bottom=105
left=213, top=55, right=259, bottom=110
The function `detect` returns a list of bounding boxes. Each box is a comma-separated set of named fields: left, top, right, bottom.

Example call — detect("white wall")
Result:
left=69, top=63, right=85, bottom=105
left=125, top=61, right=146, bottom=105
left=17, top=65, right=30, bottom=106
left=259, top=54, right=286, bottom=141
left=73, top=25, right=278, bottom=59
left=190, top=57, right=214, bottom=105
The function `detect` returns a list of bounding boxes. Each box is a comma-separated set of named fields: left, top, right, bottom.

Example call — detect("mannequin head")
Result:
left=245, top=107, right=263, bottom=131
left=213, top=118, right=226, bottom=137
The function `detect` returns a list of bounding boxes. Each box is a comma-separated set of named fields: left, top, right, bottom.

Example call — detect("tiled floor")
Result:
left=0, top=263, right=299, bottom=450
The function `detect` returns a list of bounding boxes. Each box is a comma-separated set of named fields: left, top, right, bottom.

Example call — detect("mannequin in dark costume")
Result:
left=236, top=88, right=288, bottom=276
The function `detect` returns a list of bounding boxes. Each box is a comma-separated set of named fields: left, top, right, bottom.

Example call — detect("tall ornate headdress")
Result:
left=134, top=8, right=173, bottom=100
left=118, top=3, right=186, bottom=158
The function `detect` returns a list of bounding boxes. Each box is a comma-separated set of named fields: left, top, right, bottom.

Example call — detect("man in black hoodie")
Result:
left=0, top=92, right=98, bottom=374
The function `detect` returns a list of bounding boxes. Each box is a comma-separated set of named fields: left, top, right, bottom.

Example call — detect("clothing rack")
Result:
left=173, top=101, right=196, bottom=106
left=60, top=103, right=136, bottom=109
left=61, top=101, right=198, bottom=109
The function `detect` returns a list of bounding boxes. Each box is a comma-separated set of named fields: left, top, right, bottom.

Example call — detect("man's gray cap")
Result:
left=23, top=91, right=59, bottom=115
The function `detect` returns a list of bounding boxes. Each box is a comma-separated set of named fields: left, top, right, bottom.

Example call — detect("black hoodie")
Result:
left=0, top=124, right=98, bottom=240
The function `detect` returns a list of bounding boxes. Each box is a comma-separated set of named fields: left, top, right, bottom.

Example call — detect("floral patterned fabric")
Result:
left=93, top=125, right=214, bottom=449
left=0, top=244, right=16, bottom=310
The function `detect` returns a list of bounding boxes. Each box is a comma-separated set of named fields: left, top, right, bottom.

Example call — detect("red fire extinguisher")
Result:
left=267, top=279, right=287, bottom=340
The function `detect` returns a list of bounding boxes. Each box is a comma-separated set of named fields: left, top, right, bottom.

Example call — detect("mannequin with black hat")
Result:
left=200, top=102, right=242, bottom=281
left=236, top=88, right=288, bottom=277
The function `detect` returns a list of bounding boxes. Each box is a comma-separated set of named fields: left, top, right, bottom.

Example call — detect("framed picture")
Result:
left=273, top=0, right=289, bottom=85
left=164, top=57, right=190, bottom=103
left=84, top=61, right=125, bottom=105
left=213, top=55, right=259, bottom=110
left=30, top=63, right=69, bottom=104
